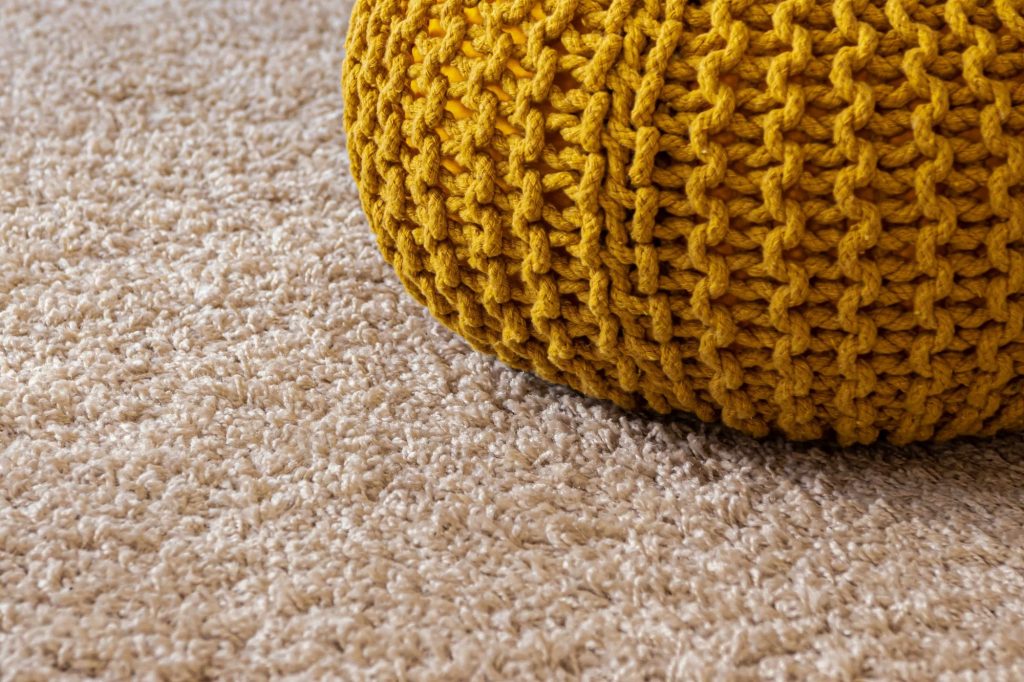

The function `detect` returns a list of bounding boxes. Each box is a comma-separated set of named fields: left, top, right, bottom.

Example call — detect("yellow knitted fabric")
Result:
left=343, top=0, right=1024, bottom=444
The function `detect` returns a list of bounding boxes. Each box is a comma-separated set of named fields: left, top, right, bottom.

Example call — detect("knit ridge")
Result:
left=343, top=0, right=1024, bottom=444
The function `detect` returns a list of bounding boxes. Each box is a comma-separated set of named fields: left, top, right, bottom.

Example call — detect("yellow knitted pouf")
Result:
left=343, top=0, right=1024, bottom=444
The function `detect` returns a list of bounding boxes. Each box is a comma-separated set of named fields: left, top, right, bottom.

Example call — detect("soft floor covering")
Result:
left=2, top=1, right=1024, bottom=679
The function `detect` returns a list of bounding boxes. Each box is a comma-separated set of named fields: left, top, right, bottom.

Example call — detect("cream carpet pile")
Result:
left=2, top=1, right=1024, bottom=679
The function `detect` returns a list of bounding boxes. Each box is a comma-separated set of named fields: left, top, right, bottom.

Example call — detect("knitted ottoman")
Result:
left=343, top=0, right=1024, bottom=444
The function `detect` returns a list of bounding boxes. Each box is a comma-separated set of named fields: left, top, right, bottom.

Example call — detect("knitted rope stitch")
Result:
left=343, top=0, right=1024, bottom=444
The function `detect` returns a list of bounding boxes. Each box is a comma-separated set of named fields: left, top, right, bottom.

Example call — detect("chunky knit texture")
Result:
left=343, top=0, right=1024, bottom=445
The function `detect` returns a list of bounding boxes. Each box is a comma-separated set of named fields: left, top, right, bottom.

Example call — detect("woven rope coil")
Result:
left=343, top=0, right=1024, bottom=444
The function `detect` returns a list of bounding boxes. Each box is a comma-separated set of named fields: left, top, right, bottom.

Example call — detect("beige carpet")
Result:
left=3, top=1, right=1024, bottom=679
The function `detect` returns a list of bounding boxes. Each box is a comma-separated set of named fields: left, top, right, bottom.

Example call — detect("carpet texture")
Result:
left=2, top=1, right=1024, bottom=679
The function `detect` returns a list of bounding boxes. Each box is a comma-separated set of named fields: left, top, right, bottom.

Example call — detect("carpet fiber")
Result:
left=2, top=1, right=1024, bottom=679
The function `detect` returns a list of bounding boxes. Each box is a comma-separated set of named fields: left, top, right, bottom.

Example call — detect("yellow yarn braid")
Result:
left=343, top=0, right=1024, bottom=444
